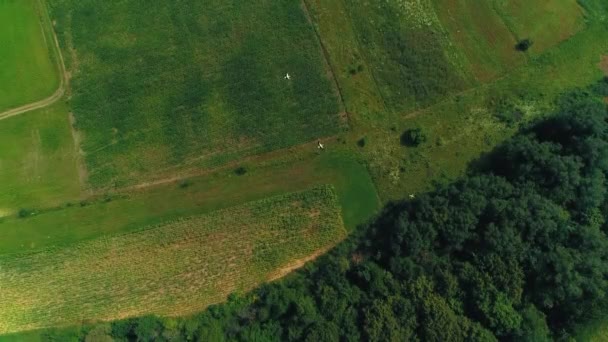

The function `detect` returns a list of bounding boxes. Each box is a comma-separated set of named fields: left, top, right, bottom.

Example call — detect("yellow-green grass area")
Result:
left=492, top=0, right=585, bottom=55
left=0, top=0, right=60, bottom=112
left=48, top=0, right=342, bottom=189
left=307, top=0, right=608, bottom=201
left=432, top=0, right=525, bottom=82
left=0, top=150, right=378, bottom=255
left=0, top=102, right=80, bottom=213
left=0, top=186, right=346, bottom=335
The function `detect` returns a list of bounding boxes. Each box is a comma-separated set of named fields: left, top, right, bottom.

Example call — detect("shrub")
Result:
left=357, top=137, right=366, bottom=147
left=516, top=39, right=533, bottom=52
left=17, top=208, right=34, bottom=218
left=401, top=128, right=426, bottom=147
left=235, top=167, right=247, bottom=176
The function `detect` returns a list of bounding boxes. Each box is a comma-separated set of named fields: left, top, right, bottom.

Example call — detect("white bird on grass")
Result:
left=317, top=140, right=325, bottom=150
left=284, top=73, right=291, bottom=80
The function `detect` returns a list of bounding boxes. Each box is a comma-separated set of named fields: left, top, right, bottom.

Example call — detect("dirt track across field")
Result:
left=0, top=0, right=68, bottom=121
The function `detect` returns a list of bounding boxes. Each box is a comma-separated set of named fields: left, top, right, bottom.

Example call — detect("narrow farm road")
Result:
left=0, top=0, right=68, bottom=121
left=0, top=84, right=64, bottom=120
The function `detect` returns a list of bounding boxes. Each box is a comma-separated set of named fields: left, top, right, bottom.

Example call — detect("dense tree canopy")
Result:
left=45, top=87, right=608, bottom=341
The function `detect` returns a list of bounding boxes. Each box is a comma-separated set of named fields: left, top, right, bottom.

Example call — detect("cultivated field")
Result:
left=48, top=0, right=342, bottom=188
left=0, top=0, right=60, bottom=112
left=0, top=186, right=346, bottom=334
left=340, top=0, right=472, bottom=112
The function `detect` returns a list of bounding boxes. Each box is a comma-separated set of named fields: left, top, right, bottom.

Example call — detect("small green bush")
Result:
left=18, top=208, right=34, bottom=218
left=357, top=137, right=366, bottom=147
left=235, top=167, right=247, bottom=176
left=400, top=128, right=426, bottom=147
left=516, top=39, right=533, bottom=52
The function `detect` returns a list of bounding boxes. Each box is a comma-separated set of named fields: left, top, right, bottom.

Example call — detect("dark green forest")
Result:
left=40, top=82, right=608, bottom=341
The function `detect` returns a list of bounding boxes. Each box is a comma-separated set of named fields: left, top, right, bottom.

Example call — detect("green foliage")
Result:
left=17, top=208, right=34, bottom=218
left=357, top=137, right=366, bottom=148
left=401, top=128, right=427, bottom=147
left=234, top=167, right=247, bottom=176
left=516, top=39, right=533, bottom=52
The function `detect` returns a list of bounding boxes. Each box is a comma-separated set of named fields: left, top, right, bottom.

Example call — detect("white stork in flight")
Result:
left=285, top=73, right=291, bottom=80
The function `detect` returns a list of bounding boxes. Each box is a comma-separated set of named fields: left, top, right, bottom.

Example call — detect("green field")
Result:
left=0, top=0, right=60, bottom=112
left=492, top=0, right=584, bottom=54
left=0, top=102, right=80, bottom=213
left=2, top=0, right=608, bottom=338
left=0, top=151, right=378, bottom=255
left=432, top=0, right=525, bottom=81
left=340, top=0, right=472, bottom=112
left=306, top=0, right=605, bottom=201
left=48, top=0, right=342, bottom=188
left=0, top=186, right=346, bottom=334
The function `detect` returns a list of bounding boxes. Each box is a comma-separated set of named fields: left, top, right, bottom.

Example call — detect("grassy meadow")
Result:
left=0, top=0, right=60, bottom=111
left=0, top=102, right=80, bottom=213
left=0, top=186, right=346, bottom=335
left=432, top=0, right=525, bottom=81
left=47, top=0, right=342, bottom=188
left=340, top=0, right=472, bottom=112
left=492, top=0, right=584, bottom=54
left=306, top=0, right=606, bottom=200
left=0, top=151, right=378, bottom=255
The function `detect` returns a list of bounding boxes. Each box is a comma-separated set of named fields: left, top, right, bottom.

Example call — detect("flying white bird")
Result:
left=317, top=141, right=324, bottom=150
left=285, top=73, right=291, bottom=80
left=409, top=194, right=415, bottom=199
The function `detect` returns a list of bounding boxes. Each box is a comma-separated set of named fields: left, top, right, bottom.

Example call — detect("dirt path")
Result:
left=0, top=0, right=68, bottom=121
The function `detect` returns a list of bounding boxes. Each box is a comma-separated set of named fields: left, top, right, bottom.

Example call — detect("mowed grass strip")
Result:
left=0, top=102, right=80, bottom=213
left=0, top=186, right=346, bottom=335
left=48, top=0, right=341, bottom=188
left=0, top=0, right=60, bottom=111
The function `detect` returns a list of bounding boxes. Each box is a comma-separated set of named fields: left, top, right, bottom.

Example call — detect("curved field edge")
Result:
left=0, top=0, right=64, bottom=114
left=0, top=185, right=345, bottom=335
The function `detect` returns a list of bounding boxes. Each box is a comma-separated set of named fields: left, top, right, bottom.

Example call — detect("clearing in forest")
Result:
left=48, top=0, right=342, bottom=188
left=0, top=186, right=346, bottom=335
left=0, top=0, right=60, bottom=112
